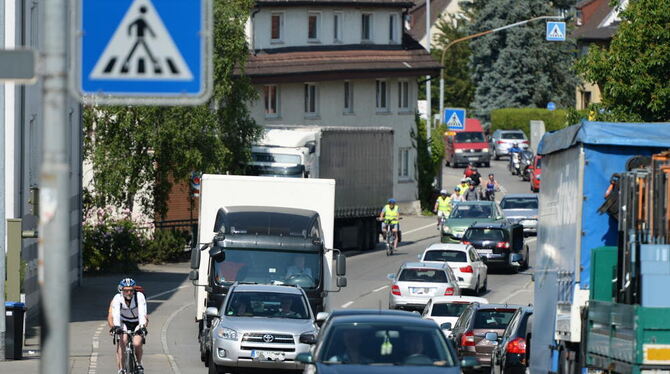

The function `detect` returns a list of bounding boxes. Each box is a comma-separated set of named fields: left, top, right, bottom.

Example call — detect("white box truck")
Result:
left=188, top=175, right=347, bottom=363
left=249, top=126, right=394, bottom=250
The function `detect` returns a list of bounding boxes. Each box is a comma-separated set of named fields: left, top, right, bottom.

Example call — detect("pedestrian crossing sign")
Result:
left=546, top=21, right=566, bottom=41
left=73, top=0, right=212, bottom=105
left=444, top=108, right=466, bottom=130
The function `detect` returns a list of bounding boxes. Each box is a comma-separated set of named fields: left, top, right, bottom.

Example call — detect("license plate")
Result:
left=411, top=287, right=433, bottom=295
left=478, top=249, right=493, bottom=254
left=468, top=157, right=478, bottom=161
left=251, top=350, right=285, bottom=362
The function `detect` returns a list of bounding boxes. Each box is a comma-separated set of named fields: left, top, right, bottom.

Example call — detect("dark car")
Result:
left=490, top=307, right=533, bottom=374
left=462, top=222, right=528, bottom=272
left=315, top=308, right=420, bottom=331
left=297, top=314, right=479, bottom=373
left=447, top=303, right=521, bottom=369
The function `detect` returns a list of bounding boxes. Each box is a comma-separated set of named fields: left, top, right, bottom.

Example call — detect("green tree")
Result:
left=84, top=0, right=261, bottom=218
left=576, top=0, right=670, bottom=122
left=468, top=0, right=578, bottom=122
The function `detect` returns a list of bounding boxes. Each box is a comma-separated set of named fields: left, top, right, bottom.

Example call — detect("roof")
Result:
left=222, top=206, right=318, bottom=218
left=454, top=200, right=497, bottom=206
left=501, top=193, right=538, bottom=199
left=572, top=0, right=618, bottom=41
left=469, top=222, right=512, bottom=229
left=244, top=41, right=441, bottom=83
left=424, top=243, right=469, bottom=251
left=538, top=121, right=670, bottom=155
left=328, top=314, right=439, bottom=326
left=429, top=296, right=489, bottom=304
left=471, top=303, right=524, bottom=311
left=328, top=309, right=421, bottom=318
left=255, top=0, right=415, bottom=7
left=402, top=261, right=447, bottom=269
left=407, top=0, right=452, bottom=41
left=232, top=284, right=304, bottom=294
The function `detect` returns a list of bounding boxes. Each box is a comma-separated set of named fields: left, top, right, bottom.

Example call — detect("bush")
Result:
left=490, top=108, right=588, bottom=136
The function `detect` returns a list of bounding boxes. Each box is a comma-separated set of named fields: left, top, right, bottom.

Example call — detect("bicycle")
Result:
left=113, top=328, right=146, bottom=374
left=379, top=217, right=401, bottom=256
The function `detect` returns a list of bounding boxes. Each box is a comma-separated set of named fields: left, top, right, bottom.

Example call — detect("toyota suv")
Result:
left=206, top=283, right=318, bottom=373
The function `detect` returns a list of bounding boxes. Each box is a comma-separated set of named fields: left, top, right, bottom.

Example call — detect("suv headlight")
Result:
left=482, top=148, right=489, bottom=153
left=217, top=326, right=239, bottom=341
left=443, top=226, right=452, bottom=234
left=455, top=149, right=463, bottom=154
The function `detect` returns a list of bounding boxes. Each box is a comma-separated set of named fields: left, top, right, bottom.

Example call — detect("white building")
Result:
left=244, top=0, right=440, bottom=212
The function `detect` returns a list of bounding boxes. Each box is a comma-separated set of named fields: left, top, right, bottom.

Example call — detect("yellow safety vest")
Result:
left=383, top=204, right=399, bottom=224
left=437, top=196, right=452, bottom=213
left=459, top=183, right=469, bottom=196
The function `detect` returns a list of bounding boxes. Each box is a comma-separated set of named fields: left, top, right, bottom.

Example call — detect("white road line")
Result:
left=372, top=285, right=389, bottom=293
left=146, top=285, right=190, bottom=300
left=499, top=279, right=533, bottom=304
left=341, top=301, right=354, bottom=308
left=162, top=302, right=193, bottom=374
left=403, top=223, right=437, bottom=235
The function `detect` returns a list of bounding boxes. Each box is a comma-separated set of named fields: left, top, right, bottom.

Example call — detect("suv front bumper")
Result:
left=211, top=337, right=309, bottom=370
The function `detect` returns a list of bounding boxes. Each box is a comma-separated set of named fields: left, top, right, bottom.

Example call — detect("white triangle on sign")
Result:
left=90, top=0, right=193, bottom=80
left=548, top=24, right=564, bottom=39
left=446, top=112, right=463, bottom=128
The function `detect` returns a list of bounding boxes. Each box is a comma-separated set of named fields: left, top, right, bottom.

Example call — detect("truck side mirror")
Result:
left=209, top=246, right=225, bottom=262
left=337, top=276, right=347, bottom=288
left=190, top=247, right=201, bottom=269
left=336, top=252, right=346, bottom=276
left=188, top=270, right=199, bottom=281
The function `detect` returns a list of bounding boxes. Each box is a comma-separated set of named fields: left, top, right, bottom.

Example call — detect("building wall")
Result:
left=249, top=78, right=419, bottom=206
left=575, top=81, right=602, bottom=110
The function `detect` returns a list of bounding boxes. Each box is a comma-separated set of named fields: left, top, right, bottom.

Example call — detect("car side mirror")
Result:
left=335, top=252, right=346, bottom=276
left=205, top=307, right=219, bottom=317
left=417, top=254, right=422, bottom=260
left=440, top=322, right=452, bottom=330
left=316, top=312, right=329, bottom=324
left=387, top=273, right=396, bottom=280
left=461, top=356, right=480, bottom=368
left=485, top=332, right=499, bottom=342
left=296, top=352, right=314, bottom=364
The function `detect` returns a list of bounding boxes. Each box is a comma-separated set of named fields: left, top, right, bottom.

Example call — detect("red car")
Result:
left=529, top=155, right=542, bottom=192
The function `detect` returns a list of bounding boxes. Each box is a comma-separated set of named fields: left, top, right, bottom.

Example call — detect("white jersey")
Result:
left=110, top=292, right=147, bottom=326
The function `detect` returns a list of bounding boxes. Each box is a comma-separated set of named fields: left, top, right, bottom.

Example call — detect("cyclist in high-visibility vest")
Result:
left=380, top=198, right=400, bottom=249
left=433, top=189, right=452, bottom=229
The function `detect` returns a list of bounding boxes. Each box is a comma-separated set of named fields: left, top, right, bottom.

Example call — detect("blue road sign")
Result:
left=74, top=0, right=212, bottom=105
left=444, top=108, right=466, bottom=130
left=546, top=22, right=566, bottom=42
left=547, top=102, right=556, bottom=111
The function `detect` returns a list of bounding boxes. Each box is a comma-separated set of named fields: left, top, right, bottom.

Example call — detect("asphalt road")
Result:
left=64, top=159, right=537, bottom=374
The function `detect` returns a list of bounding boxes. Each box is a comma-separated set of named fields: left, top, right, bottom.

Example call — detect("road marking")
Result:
left=341, top=301, right=354, bottom=308
left=499, top=278, right=533, bottom=304
left=403, top=223, right=437, bottom=235
left=146, top=285, right=189, bottom=300
left=373, top=285, right=389, bottom=293
left=162, top=302, right=193, bottom=374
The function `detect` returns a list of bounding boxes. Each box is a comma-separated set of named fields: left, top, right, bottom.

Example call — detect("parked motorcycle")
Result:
left=519, top=150, right=535, bottom=181
left=508, top=152, right=521, bottom=175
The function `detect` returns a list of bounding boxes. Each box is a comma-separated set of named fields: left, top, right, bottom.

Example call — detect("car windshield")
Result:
left=463, top=228, right=507, bottom=242
left=432, top=303, right=470, bottom=317
left=224, top=291, right=309, bottom=319
left=500, top=198, right=538, bottom=210
left=399, top=269, right=447, bottom=283
left=423, top=250, right=466, bottom=263
left=449, top=204, right=493, bottom=219
left=213, top=249, right=321, bottom=289
left=454, top=132, right=485, bottom=143
left=251, top=152, right=302, bottom=164
left=320, top=323, right=456, bottom=366
left=501, top=133, right=525, bottom=140
left=473, top=309, right=516, bottom=329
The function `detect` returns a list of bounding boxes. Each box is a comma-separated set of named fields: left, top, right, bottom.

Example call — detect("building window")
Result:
left=344, top=81, right=354, bottom=113
left=362, top=13, right=373, bottom=41
left=581, top=91, right=592, bottom=109
left=304, top=83, right=318, bottom=115
left=264, top=85, right=279, bottom=117
left=398, top=80, right=409, bottom=110
left=271, top=13, right=283, bottom=42
left=389, top=14, right=399, bottom=43
left=376, top=79, right=388, bottom=111
left=398, top=148, right=410, bottom=179
left=334, top=12, right=343, bottom=42
left=308, top=12, right=320, bottom=41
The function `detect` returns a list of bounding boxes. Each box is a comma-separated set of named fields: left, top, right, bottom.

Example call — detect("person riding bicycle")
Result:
left=464, top=181, right=480, bottom=201
left=484, top=173, right=500, bottom=201
left=469, top=167, right=482, bottom=187
left=450, top=186, right=464, bottom=203
left=433, top=190, right=452, bottom=230
left=108, top=278, right=148, bottom=374
left=458, top=178, right=470, bottom=196
left=380, top=198, right=400, bottom=249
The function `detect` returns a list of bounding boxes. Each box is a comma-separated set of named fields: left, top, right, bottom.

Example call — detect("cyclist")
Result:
left=108, top=278, right=148, bottom=374
left=433, top=189, right=452, bottom=230
left=380, top=198, right=400, bottom=249
left=484, top=173, right=500, bottom=201
left=458, top=178, right=470, bottom=197
left=450, top=186, right=464, bottom=203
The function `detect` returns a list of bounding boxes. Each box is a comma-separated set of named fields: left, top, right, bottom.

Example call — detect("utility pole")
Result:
left=0, top=0, right=6, bottom=360
left=39, top=0, right=70, bottom=373
left=438, top=15, right=564, bottom=122
left=425, top=0, right=432, bottom=152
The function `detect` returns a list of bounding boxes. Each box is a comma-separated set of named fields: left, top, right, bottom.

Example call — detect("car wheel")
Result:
left=208, top=353, right=224, bottom=374
left=493, top=149, right=499, bottom=160
left=484, top=162, right=491, bottom=168
left=479, top=278, right=487, bottom=294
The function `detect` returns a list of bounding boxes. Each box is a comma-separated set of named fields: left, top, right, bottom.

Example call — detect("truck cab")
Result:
left=248, top=127, right=319, bottom=178
left=444, top=118, right=491, bottom=168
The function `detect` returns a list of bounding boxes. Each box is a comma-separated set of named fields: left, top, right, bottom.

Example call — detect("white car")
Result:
left=419, top=243, right=488, bottom=294
left=421, top=295, right=489, bottom=334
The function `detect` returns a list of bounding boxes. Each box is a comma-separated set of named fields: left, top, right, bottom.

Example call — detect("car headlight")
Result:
left=455, top=149, right=463, bottom=154
left=482, top=148, right=489, bottom=153
left=216, top=326, right=239, bottom=341
left=443, top=226, right=452, bottom=233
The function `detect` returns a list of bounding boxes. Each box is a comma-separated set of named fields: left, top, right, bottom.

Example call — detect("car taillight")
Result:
left=461, top=240, right=471, bottom=245
left=444, top=287, right=455, bottom=296
left=496, top=141, right=503, bottom=144
left=460, top=265, right=474, bottom=273
left=391, top=285, right=401, bottom=296
left=522, top=140, right=529, bottom=144
left=496, top=241, right=510, bottom=249
left=507, top=337, right=526, bottom=354
left=461, top=330, right=475, bottom=346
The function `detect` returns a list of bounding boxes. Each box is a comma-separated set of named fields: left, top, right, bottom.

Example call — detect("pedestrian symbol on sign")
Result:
left=546, top=21, right=566, bottom=42
left=90, top=0, right=193, bottom=80
left=446, top=113, right=463, bottom=128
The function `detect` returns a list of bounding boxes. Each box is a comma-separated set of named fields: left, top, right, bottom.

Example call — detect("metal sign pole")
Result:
left=0, top=0, right=6, bottom=360
left=39, top=0, right=70, bottom=372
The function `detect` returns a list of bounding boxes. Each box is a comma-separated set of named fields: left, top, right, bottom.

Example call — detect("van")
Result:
left=444, top=118, right=491, bottom=168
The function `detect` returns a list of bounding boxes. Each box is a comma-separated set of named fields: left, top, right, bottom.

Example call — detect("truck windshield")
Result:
left=214, top=249, right=322, bottom=289
left=224, top=291, right=309, bottom=319
left=454, top=132, right=485, bottom=143
left=252, top=152, right=301, bottom=164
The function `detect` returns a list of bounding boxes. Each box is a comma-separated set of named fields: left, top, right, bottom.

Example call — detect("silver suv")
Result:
left=388, top=262, right=461, bottom=311
left=489, top=130, right=529, bottom=159
left=206, top=284, right=318, bottom=373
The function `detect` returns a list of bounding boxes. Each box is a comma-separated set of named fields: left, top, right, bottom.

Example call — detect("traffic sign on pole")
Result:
left=444, top=108, right=466, bottom=130
left=547, top=101, right=556, bottom=111
left=72, top=0, right=212, bottom=105
left=546, top=21, right=566, bottom=41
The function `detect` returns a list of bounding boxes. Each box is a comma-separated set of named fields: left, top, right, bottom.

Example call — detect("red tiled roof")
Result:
left=573, top=0, right=618, bottom=41
left=256, top=0, right=415, bottom=7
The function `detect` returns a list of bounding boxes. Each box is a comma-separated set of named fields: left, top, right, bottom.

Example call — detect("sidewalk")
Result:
left=0, top=262, right=190, bottom=374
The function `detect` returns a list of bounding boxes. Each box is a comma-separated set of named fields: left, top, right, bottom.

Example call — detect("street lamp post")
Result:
left=438, top=15, right=565, bottom=123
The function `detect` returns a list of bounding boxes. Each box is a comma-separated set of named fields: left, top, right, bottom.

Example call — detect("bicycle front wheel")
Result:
left=125, top=347, right=136, bottom=374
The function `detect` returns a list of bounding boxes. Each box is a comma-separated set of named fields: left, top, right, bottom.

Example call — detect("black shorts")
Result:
left=122, top=321, right=139, bottom=332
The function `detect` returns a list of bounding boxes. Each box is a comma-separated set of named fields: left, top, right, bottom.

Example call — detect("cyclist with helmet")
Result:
left=450, top=186, right=464, bottom=203
left=433, top=189, right=452, bottom=229
left=108, top=278, right=148, bottom=374
left=380, top=198, right=400, bottom=249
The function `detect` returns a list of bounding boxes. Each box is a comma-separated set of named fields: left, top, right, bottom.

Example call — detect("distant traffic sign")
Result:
left=547, top=102, right=556, bottom=111
left=546, top=22, right=566, bottom=41
left=73, top=0, right=212, bottom=105
left=444, top=108, right=466, bottom=130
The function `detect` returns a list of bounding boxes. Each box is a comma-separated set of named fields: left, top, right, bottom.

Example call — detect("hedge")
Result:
left=490, top=108, right=588, bottom=137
